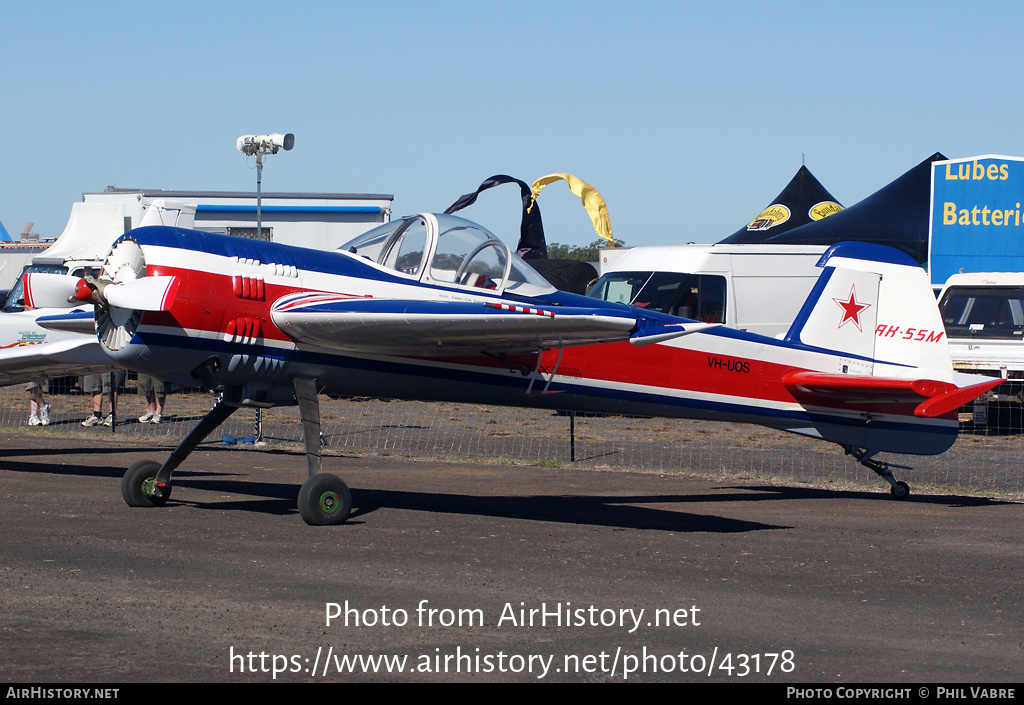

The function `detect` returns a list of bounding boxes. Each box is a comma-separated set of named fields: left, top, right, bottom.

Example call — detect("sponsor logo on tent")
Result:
left=747, top=204, right=791, bottom=231
left=809, top=201, right=843, bottom=221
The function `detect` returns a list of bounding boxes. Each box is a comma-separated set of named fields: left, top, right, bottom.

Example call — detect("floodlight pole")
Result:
left=237, top=133, right=294, bottom=241
left=256, top=151, right=264, bottom=241
left=236, top=132, right=294, bottom=441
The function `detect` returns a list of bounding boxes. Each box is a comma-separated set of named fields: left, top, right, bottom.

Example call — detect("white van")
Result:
left=589, top=244, right=828, bottom=338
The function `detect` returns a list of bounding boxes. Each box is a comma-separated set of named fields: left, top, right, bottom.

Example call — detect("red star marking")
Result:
left=833, top=286, right=870, bottom=331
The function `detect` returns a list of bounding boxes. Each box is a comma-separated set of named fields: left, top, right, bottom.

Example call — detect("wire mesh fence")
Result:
left=4, top=383, right=1023, bottom=498
left=955, top=384, right=1024, bottom=437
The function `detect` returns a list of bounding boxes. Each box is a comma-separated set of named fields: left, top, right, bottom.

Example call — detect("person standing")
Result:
left=27, top=380, right=50, bottom=427
left=137, top=374, right=168, bottom=424
left=81, top=372, right=124, bottom=427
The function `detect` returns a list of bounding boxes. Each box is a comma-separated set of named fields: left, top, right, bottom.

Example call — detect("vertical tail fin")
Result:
left=784, top=243, right=951, bottom=379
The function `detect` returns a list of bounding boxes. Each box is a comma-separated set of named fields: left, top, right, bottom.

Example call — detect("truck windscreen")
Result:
left=939, top=286, right=1024, bottom=339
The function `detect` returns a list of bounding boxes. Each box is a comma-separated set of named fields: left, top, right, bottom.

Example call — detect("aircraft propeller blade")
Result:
left=22, top=272, right=83, bottom=309
left=103, top=276, right=179, bottom=312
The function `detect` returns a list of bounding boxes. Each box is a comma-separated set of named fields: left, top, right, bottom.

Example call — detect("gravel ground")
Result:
left=1, top=429, right=1021, bottom=683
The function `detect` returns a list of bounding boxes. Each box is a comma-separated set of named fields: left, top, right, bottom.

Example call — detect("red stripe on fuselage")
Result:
left=141, top=264, right=298, bottom=343
left=546, top=342, right=797, bottom=403
left=540, top=343, right=929, bottom=417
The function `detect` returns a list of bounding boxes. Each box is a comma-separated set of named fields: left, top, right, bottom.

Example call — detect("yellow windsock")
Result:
left=529, top=173, right=614, bottom=245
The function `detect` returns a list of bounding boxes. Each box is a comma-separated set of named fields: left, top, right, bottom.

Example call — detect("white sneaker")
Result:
left=82, top=414, right=103, bottom=427
left=139, top=410, right=155, bottom=423
left=41, top=404, right=51, bottom=426
left=102, top=414, right=114, bottom=427
left=28, top=415, right=41, bottom=427
left=150, top=413, right=163, bottom=424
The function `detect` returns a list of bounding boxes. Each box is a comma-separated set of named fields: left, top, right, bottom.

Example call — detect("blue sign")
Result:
left=930, top=155, right=1024, bottom=284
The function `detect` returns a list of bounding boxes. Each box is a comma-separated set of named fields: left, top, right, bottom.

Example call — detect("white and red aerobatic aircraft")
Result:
left=34, top=213, right=999, bottom=524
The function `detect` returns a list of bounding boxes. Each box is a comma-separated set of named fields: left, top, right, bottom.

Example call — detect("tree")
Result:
left=546, top=238, right=627, bottom=262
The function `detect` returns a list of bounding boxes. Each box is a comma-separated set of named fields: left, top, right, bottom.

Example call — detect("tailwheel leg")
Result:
left=294, top=377, right=351, bottom=526
left=845, top=447, right=912, bottom=500
left=122, top=398, right=238, bottom=508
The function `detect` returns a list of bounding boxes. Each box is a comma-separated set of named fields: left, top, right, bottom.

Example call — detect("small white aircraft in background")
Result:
left=0, top=301, right=110, bottom=388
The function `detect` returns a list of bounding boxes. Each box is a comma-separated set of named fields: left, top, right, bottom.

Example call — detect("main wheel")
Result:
left=298, top=474, right=352, bottom=526
left=890, top=481, right=910, bottom=500
left=122, top=460, right=171, bottom=507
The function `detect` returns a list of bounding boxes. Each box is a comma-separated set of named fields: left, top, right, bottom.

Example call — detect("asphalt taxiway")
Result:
left=1, top=430, right=1021, bottom=682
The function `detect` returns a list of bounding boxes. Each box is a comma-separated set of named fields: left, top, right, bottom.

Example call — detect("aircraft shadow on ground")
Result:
left=155, top=480, right=789, bottom=533
left=4, top=447, right=778, bottom=532
left=4, top=435, right=1009, bottom=531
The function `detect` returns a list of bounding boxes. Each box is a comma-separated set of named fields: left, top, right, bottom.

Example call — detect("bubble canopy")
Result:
left=340, top=213, right=555, bottom=296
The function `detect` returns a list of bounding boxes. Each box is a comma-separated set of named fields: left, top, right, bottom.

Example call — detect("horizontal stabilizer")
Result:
left=782, top=370, right=1002, bottom=417
left=271, top=294, right=638, bottom=356
left=913, top=377, right=1003, bottom=418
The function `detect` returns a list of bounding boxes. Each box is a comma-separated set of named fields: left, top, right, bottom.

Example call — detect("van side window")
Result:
left=696, top=276, right=726, bottom=323
left=587, top=271, right=727, bottom=323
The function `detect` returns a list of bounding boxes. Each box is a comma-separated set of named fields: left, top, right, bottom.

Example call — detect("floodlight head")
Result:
left=236, top=133, right=295, bottom=156
left=236, top=134, right=257, bottom=154
left=268, top=133, right=295, bottom=151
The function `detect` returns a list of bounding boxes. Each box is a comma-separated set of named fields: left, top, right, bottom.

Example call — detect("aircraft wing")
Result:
left=782, top=371, right=1003, bottom=418
left=271, top=294, right=712, bottom=356
left=0, top=336, right=117, bottom=387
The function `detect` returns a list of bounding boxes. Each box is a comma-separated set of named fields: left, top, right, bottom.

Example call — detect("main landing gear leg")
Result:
left=121, top=399, right=239, bottom=508
left=294, top=377, right=352, bottom=526
left=845, top=447, right=912, bottom=499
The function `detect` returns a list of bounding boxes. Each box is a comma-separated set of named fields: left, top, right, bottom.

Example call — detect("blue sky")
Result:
left=3, top=1, right=1024, bottom=247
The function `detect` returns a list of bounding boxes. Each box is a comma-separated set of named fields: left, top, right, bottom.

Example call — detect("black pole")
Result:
left=570, top=411, right=576, bottom=462
left=108, top=371, right=116, bottom=434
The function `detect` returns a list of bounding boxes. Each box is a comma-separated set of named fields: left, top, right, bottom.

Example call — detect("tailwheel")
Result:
left=122, top=460, right=171, bottom=507
left=890, top=481, right=911, bottom=500
left=845, top=447, right=913, bottom=501
left=298, top=473, right=352, bottom=526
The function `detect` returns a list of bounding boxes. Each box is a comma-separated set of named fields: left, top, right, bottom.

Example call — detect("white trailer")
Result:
left=4, top=189, right=393, bottom=312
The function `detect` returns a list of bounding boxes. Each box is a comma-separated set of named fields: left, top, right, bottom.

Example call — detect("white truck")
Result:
left=589, top=243, right=828, bottom=338
left=936, top=272, right=1024, bottom=430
